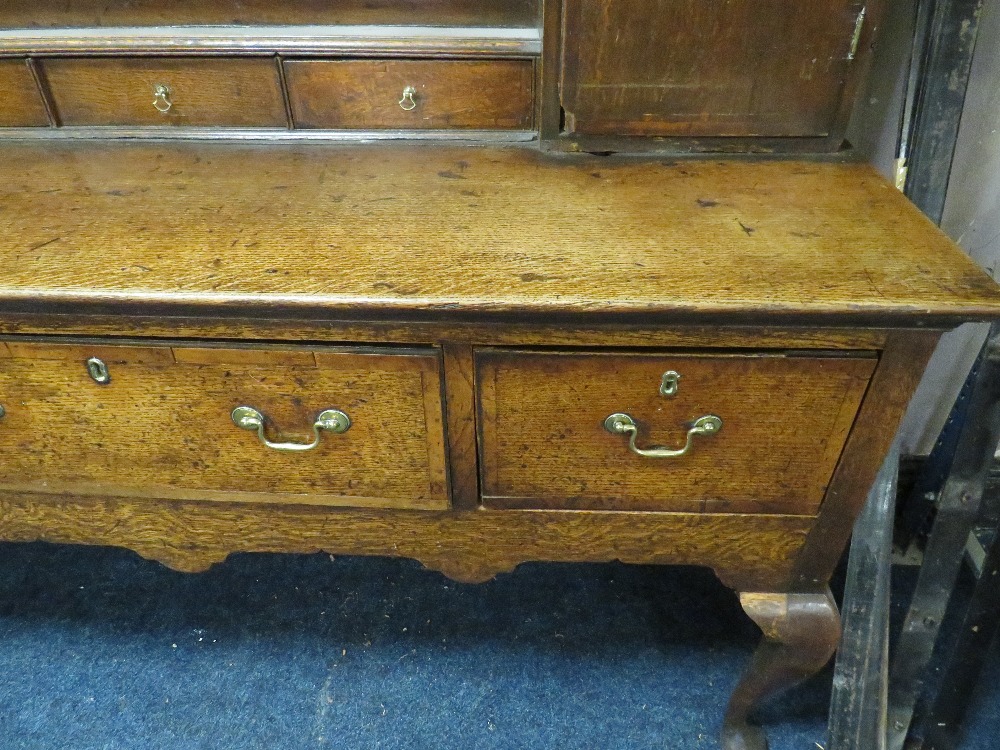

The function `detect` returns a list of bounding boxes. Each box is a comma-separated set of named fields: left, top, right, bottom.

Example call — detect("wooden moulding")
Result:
left=0, top=493, right=812, bottom=590
left=0, top=26, right=543, bottom=58
left=0, top=317, right=893, bottom=350
left=0, top=0, right=542, bottom=31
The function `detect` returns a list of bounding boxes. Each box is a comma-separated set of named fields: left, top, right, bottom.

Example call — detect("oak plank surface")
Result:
left=0, top=142, right=997, bottom=325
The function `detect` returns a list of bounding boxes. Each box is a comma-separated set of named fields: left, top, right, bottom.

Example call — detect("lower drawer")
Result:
left=284, top=59, right=535, bottom=130
left=0, top=59, right=49, bottom=127
left=40, top=57, right=288, bottom=127
left=477, top=349, right=877, bottom=514
left=0, top=341, right=448, bottom=509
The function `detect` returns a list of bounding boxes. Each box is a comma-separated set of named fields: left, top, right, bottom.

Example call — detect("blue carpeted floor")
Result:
left=0, top=542, right=835, bottom=750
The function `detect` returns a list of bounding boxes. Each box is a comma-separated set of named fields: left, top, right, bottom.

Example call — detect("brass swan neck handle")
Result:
left=231, top=406, right=351, bottom=452
left=603, top=412, right=722, bottom=459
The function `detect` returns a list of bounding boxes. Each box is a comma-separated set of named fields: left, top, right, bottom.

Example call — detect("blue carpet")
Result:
left=957, top=632, right=1000, bottom=750
left=0, top=542, right=832, bottom=749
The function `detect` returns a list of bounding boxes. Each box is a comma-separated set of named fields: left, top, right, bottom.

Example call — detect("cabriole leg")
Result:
left=721, top=589, right=841, bottom=750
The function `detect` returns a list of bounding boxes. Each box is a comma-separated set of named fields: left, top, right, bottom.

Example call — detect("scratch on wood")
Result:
left=27, top=237, right=61, bottom=252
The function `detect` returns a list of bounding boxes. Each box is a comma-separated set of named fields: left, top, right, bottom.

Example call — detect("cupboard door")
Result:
left=560, top=0, right=868, bottom=138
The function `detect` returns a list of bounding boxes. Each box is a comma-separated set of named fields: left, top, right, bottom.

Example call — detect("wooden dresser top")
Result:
left=1, top=142, right=997, bottom=327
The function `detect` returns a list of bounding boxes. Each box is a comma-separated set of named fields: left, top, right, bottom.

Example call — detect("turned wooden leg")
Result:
left=721, top=588, right=841, bottom=750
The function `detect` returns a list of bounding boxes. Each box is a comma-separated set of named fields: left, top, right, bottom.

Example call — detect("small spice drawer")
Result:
left=0, top=59, right=49, bottom=127
left=39, top=57, right=287, bottom=127
left=477, top=349, right=877, bottom=514
left=284, top=59, right=534, bottom=130
left=0, top=341, right=449, bottom=510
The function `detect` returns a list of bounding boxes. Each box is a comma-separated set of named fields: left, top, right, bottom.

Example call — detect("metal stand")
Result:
left=828, top=444, right=899, bottom=750
left=886, top=323, right=1000, bottom=749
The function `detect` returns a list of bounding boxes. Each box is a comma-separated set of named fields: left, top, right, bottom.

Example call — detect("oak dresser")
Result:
left=2, top=2, right=999, bottom=748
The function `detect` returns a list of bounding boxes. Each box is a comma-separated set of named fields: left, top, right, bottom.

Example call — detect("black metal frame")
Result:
left=830, top=1, right=990, bottom=746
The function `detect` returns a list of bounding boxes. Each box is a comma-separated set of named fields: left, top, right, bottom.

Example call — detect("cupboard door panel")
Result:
left=561, top=0, right=867, bottom=138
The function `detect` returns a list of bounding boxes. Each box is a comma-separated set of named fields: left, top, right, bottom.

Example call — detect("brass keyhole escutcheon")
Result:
left=660, top=370, right=681, bottom=398
left=153, top=84, right=172, bottom=114
left=86, top=357, right=111, bottom=385
left=399, top=86, right=417, bottom=111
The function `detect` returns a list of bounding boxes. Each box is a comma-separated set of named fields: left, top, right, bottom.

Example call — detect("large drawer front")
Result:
left=284, top=59, right=534, bottom=130
left=0, top=59, right=49, bottom=127
left=40, top=57, right=288, bottom=127
left=0, top=342, right=448, bottom=509
left=477, top=350, right=876, bottom=514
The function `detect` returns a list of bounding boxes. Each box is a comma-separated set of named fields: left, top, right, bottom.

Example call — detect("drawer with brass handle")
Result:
left=0, top=59, right=49, bottom=127
left=283, top=59, right=535, bottom=130
left=0, top=341, right=448, bottom=510
left=39, top=57, right=287, bottom=127
left=476, top=350, right=877, bottom=514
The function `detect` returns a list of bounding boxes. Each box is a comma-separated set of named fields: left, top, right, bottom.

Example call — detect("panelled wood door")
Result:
left=560, top=0, right=868, bottom=138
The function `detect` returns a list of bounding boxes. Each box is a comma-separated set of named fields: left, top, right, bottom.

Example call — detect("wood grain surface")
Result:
left=0, top=341, right=449, bottom=509
left=0, top=142, right=997, bottom=326
left=561, top=0, right=869, bottom=138
left=478, top=350, right=875, bottom=513
left=40, top=57, right=287, bottom=127
left=0, top=493, right=812, bottom=589
left=3, top=0, right=540, bottom=28
left=0, top=59, right=49, bottom=127
left=285, top=59, right=534, bottom=130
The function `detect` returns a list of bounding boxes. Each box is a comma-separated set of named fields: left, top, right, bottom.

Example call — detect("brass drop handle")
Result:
left=399, top=85, right=417, bottom=111
left=603, top=412, right=722, bottom=459
left=152, top=84, right=172, bottom=114
left=231, top=406, right=351, bottom=452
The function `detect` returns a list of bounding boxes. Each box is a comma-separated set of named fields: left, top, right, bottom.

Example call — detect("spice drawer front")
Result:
left=39, top=57, right=287, bottom=127
left=477, top=349, right=877, bottom=514
left=0, top=342, right=448, bottom=510
left=0, top=59, right=49, bottom=127
left=284, top=59, right=535, bottom=130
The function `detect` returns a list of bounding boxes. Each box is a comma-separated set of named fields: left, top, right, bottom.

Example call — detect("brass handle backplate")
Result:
left=603, top=413, right=722, bottom=459
left=231, top=406, right=351, bottom=452
left=398, top=85, right=417, bottom=111
left=153, top=84, right=172, bottom=113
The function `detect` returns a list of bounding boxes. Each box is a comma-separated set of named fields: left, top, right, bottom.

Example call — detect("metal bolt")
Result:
left=0, top=404, right=5, bottom=418
left=923, top=616, right=936, bottom=628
